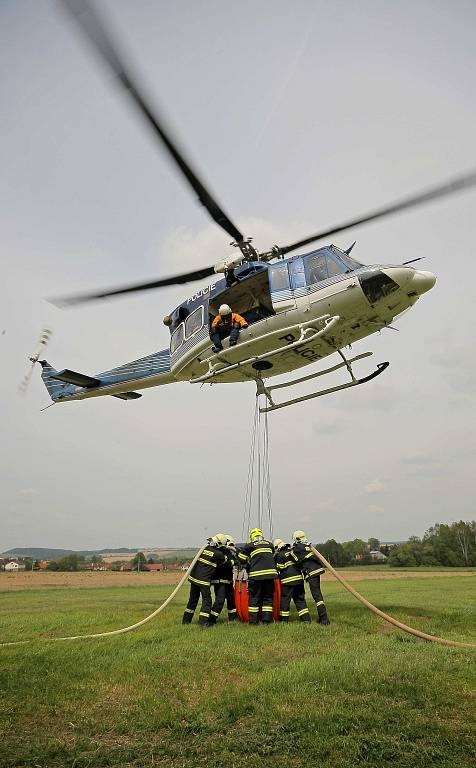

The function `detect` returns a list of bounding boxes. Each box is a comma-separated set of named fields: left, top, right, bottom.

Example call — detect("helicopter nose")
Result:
left=409, top=270, right=437, bottom=296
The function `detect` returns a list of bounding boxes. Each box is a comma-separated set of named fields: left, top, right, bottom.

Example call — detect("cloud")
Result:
left=17, top=488, right=38, bottom=500
left=368, top=504, right=385, bottom=514
left=400, top=453, right=448, bottom=477
left=364, top=479, right=386, bottom=494
left=311, top=416, right=348, bottom=435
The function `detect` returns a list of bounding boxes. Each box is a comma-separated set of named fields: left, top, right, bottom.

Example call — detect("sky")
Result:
left=1, top=0, right=475, bottom=552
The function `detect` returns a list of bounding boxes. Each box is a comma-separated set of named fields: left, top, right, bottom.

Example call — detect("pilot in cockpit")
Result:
left=210, top=304, right=248, bottom=353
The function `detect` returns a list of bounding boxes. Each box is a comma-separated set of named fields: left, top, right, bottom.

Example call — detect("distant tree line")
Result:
left=316, top=521, right=476, bottom=568
left=386, top=521, right=476, bottom=567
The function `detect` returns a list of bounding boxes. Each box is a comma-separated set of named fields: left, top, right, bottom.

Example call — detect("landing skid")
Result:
left=256, top=351, right=389, bottom=412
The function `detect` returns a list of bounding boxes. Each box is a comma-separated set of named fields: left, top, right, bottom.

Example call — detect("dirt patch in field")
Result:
left=0, top=570, right=184, bottom=591
left=0, top=568, right=474, bottom=592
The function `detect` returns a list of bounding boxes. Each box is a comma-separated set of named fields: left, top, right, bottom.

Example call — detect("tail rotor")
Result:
left=18, top=329, right=53, bottom=394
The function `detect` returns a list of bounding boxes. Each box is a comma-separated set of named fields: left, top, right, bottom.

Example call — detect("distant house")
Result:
left=369, top=549, right=387, bottom=562
left=146, top=563, right=163, bottom=572
left=4, top=561, right=25, bottom=571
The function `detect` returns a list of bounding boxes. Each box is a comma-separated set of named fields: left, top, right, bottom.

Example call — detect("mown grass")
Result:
left=0, top=575, right=475, bottom=767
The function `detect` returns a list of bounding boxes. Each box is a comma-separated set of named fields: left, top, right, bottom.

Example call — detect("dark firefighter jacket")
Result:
left=275, top=545, right=304, bottom=585
left=211, top=312, right=248, bottom=331
left=211, top=557, right=234, bottom=586
left=237, top=540, right=278, bottom=581
left=189, top=546, right=229, bottom=587
left=290, top=542, right=325, bottom=580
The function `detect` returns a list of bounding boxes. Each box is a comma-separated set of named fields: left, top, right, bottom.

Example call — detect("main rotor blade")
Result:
left=51, top=265, right=216, bottom=307
left=278, top=169, right=476, bottom=256
left=60, top=0, right=244, bottom=243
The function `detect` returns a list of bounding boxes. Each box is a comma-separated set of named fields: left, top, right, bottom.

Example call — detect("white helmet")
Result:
left=293, top=530, right=307, bottom=543
left=219, top=304, right=232, bottom=316
left=224, top=534, right=235, bottom=547
left=211, top=533, right=228, bottom=546
left=274, top=538, right=286, bottom=551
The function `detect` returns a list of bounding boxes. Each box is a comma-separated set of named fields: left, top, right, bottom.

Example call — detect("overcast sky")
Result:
left=1, top=0, right=475, bottom=552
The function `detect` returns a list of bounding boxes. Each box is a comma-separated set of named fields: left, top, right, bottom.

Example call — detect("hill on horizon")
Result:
left=2, top=547, right=198, bottom=560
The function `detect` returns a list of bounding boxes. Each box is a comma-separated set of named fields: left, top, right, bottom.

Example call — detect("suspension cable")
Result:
left=263, top=409, right=274, bottom=541
left=242, top=398, right=259, bottom=540
left=242, top=389, right=274, bottom=541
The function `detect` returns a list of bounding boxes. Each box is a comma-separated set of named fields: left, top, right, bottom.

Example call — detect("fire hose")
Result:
left=1, top=546, right=473, bottom=649
left=311, top=545, right=475, bottom=650
left=0, top=548, right=204, bottom=647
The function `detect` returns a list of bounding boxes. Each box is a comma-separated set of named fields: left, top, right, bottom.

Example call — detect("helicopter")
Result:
left=36, top=1, right=476, bottom=412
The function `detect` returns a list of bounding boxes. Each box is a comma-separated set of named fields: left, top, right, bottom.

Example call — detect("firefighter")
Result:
left=237, top=527, right=278, bottom=624
left=209, top=534, right=237, bottom=624
left=182, top=534, right=230, bottom=626
left=210, top=304, right=248, bottom=353
left=274, top=538, right=311, bottom=623
left=290, top=530, right=330, bottom=625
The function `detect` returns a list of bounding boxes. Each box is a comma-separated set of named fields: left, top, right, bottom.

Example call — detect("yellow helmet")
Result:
left=293, top=530, right=307, bottom=543
left=249, top=527, right=263, bottom=543
left=211, top=533, right=228, bottom=546
left=274, top=538, right=285, bottom=550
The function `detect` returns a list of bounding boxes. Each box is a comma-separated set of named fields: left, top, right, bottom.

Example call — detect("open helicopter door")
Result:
left=208, top=265, right=275, bottom=328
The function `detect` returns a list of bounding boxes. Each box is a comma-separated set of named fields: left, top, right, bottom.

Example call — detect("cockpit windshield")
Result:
left=303, top=247, right=362, bottom=285
left=331, top=245, right=363, bottom=272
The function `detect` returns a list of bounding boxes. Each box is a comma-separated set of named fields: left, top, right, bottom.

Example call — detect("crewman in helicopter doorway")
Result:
left=182, top=534, right=230, bottom=626
left=210, top=304, right=248, bottom=353
left=209, top=534, right=238, bottom=624
left=274, top=539, right=311, bottom=622
left=237, top=528, right=278, bottom=624
left=290, top=531, right=330, bottom=625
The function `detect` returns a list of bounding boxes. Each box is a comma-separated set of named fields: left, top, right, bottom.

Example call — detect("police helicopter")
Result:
left=35, top=1, right=476, bottom=412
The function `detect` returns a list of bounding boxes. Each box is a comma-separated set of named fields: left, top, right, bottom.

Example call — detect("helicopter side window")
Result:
left=269, top=264, right=290, bottom=292
left=289, top=258, right=306, bottom=289
left=170, top=323, right=184, bottom=353
left=304, top=253, right=329, bottom=284
left=185, top=306, right=204, bottom=338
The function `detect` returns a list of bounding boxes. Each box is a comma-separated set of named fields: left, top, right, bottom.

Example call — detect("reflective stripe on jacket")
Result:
left=188, top=546, right=228, bottom=587
left=290, top=543, right=325, bottom=579
left=211, top=559, right=234, bottom=585
left=237, top=540, right=277, bottom=581
left=275, top=545, right=304, bottom=585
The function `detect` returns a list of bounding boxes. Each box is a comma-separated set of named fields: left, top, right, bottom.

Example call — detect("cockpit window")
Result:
left=170, top=323, right=184, bottom=353
left=331, top=246, right=363, bottom=272
left=305, top=253, right=328, bottom=284
left=326, top=252, right=346, bottom=277
left=185, top=306, right=203, bottom=338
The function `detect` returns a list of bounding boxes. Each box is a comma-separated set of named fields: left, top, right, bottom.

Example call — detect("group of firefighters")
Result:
left=182, top=528, right=330, bottom=626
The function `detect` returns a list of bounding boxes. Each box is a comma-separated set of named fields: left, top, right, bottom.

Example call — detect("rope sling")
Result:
left=242, top=394, right=273, bottom=542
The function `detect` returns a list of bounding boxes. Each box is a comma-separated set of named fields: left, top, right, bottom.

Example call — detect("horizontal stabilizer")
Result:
left=111, top=392, right=142, bottom=400
left=52, top=369, right=100, bottom=388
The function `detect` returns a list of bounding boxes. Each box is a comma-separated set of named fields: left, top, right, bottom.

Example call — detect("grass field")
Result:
left=0, top=572, right=475, bottom=767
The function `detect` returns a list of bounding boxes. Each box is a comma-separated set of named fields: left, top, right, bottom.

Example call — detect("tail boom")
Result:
left=40, top=349, right=174, bottom=403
